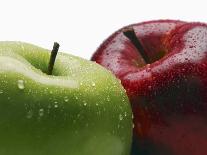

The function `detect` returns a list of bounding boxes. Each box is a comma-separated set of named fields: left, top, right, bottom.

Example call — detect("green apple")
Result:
left=0, top=41, right=132, bottom=155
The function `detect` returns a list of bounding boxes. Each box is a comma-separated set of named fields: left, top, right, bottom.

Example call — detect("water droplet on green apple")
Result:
left=73, top=119, right=76, bottom=124
left=119, top=114, right=123, bottom=120
left=39, top=108, right=44, bottom=117
left=77, top=113, right=81, bottom=118
left=26, top=110, right=33, bottom=119
left=91, top=82, right=96, bottom=87
left=17, top=80, right=25, bottom=90
left=54, top=104, right=58, bottom=108
left=48, top=104, right=51, bottom=109
left=64, top=96, right=69, bottom=102
left=106, top=96, right=110, bottom=101
left=0, top=90, right=3, bottom=94
left=83, top=101, right=87, bottom=106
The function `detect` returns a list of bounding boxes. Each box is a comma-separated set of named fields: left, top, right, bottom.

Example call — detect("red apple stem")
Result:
left=48, top=42, right=60, bottom=75
left=123, top=27, right=150, bottom=64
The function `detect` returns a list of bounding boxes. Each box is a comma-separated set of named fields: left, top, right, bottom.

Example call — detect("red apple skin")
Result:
left=91, top=20, right=207, bottom=155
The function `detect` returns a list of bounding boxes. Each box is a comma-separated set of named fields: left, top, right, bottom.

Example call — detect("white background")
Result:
left=0, top=0, right=206, bottom=59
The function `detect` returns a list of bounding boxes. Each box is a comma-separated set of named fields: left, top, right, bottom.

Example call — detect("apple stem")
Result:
left=123, top=27, right=150, bottom=64
left=48, top=42, right=60, bottom=75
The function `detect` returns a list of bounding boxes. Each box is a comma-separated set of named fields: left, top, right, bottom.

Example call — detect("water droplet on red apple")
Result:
left=146, top=64, right=151, bottom=72
left=148, top=85, right=152, bottom=90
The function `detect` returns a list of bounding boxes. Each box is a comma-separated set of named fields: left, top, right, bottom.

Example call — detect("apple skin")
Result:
left=0, top=42, right=132, bottom=155
left=91, top=20, right=207, bottom=155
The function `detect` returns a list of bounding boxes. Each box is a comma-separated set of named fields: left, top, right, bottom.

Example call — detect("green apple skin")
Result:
left=0, top=42, right=132, bottom=155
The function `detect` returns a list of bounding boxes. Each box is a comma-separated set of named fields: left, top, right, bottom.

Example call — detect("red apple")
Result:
left=91, top=20, right=207, bottom=155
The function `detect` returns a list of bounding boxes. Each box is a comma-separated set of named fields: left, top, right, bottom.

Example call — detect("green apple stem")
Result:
left=123, top=27, right=150, bottom=64
left=48, top=42, right=60, bottom=75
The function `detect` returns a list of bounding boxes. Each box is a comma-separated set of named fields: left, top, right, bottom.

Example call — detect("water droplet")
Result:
left=146, top=64, right=151, bottom=72
left=54, top=104, right=58, bottom=108
left=39, top=108, right=44, bottom=117
left=83, top=101, right=87, bottom=106
left=106, top=96, right=110, bottom=101
left=64, top=96, right=69, bottom=102
left=95, top=103, right=99, bottom=106
left=0, top=90, right=3, bottom=94
left=17, top=80, right=25, bottom=90
left=26, top=110, right=33, bottom=119
left=91, top=82, right=96, bottom=87
left=119, top=114, right=123, bottom=120
left=77, top=113, right=81, bottom=118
